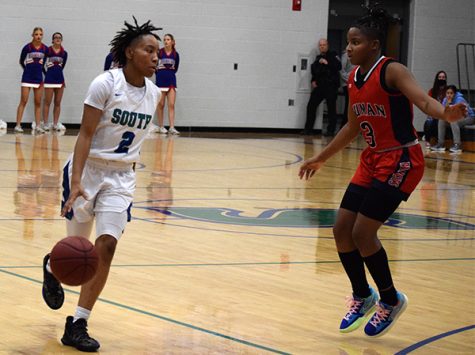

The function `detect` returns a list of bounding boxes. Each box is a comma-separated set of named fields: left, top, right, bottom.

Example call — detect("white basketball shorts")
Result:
left=62, top=156, right=136, bottom=240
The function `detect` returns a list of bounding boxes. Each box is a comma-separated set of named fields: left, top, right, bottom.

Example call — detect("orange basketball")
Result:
left=50, top=236, right=99, bottom=286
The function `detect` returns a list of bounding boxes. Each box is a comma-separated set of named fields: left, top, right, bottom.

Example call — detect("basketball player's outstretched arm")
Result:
left=60, top=104, right=102, bottom=217
left=386, top=62, right=468, bottom=122
left=299, top=104, right=360, bottom=180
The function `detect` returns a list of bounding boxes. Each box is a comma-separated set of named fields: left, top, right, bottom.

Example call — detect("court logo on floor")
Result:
left=145, top=207, right=475, bottom=229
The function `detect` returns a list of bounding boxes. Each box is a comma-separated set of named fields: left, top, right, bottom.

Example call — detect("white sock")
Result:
left=73, top=306, right=91, bottom=322
left=46, top=258, right=52, bottom=274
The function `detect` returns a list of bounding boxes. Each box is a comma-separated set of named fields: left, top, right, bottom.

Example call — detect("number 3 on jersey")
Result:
left=114, top=131, right=135, bottom=153
left=360, top=121, right=376, bottom=148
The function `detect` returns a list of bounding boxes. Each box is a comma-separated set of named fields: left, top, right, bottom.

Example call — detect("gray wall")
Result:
left=408, top=0, right=475, bottom=130
left=1, top=0, right=473, bottom=130
left=0, top=0, right=327, bottom=129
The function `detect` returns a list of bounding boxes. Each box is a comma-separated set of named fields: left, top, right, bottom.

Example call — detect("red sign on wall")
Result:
left=292, top=0, right=301, bottom=11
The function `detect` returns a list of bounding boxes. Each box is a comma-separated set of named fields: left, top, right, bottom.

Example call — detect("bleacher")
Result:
left=457, top=44, right=475, bottom=151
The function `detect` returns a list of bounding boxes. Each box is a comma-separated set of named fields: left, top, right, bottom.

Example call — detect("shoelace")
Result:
left=72, top=321, right=92, bottom=341
left=369, top=304, right=391, bottom=327
left=343, top=296, right=363, bottom=321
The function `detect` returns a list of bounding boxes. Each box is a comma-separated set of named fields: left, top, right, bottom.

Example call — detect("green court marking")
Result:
left=0, top=268, right=290, bottom=355
left=1, top=257, right=473, bottom=270
left=101, top=257, right=475, bottom=268
left=147, top=207, right=475, bottom=230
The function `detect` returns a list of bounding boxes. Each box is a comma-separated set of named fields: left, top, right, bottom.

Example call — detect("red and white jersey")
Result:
left=348, top=56, right=418, bottom=151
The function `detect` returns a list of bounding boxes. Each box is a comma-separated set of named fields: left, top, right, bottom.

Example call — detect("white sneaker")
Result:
left=34, top=126, right=46, bottom=134
left=14, top=125, right=24, bottom=133
left=149, top=123, right=160, bottom=133
left=168, top=127, right=180, bottom=135
left=53, top=122, right=66, bottom=131
left=0, top=120, right=7, bottom=130
left=159, top=126, right=168, bottom=134
left=42, top=123, right=51, bottom=131
left=31, top=122, right=36, bottom=130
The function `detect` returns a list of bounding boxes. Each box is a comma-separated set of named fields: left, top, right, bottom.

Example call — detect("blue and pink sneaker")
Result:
left=364, top=291, right=408, bottom=337
left=340, top=286, right=378, bottom=333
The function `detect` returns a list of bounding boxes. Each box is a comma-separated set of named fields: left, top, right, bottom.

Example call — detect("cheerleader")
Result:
left=103, top=50, right=120, bottom=71
left=15, top=27, right=48, bottom=133
left=155, top=34, right=180, bottom=134
left=43, top=32, right=68, bottom=131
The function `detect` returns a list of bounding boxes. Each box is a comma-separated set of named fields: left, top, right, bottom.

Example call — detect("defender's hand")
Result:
left=444, top=103, right=468, bottom=123
left=299, top=158, right=325, bottom=180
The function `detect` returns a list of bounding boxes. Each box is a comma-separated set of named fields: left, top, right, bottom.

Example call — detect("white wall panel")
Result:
left=0, top=0, right=327, bottom=128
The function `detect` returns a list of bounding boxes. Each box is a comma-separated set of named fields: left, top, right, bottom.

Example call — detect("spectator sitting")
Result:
left=430, top=85, right=475, bottom=153
left=423, top=70, right=447, bottom=145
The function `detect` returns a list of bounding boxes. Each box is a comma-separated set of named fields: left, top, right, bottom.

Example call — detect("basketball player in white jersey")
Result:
left=41, top=18, right=162, bottom=352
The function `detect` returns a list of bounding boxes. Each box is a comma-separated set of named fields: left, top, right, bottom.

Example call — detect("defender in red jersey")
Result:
left=299, top=7, right=467, bottom=338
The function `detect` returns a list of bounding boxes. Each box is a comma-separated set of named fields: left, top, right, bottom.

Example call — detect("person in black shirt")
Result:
left=303, top=38, right=341, bottom=136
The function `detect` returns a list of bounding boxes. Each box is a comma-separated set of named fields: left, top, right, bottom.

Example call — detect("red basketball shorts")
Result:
left=350, top=144, right=425, bottom=200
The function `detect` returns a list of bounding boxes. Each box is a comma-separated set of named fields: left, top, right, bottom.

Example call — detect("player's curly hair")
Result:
left=109, top=16, right=162, bottom=66
left=354, top=4, right=398, bottom=50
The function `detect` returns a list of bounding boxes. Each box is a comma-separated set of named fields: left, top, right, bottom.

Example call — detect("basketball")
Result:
left=50, top=236, right=99, bottom=286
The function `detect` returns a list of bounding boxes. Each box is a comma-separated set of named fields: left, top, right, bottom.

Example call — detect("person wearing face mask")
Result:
left=430, top=85, right=474, bottom=153
left=423, top=71, right=447, bottom=145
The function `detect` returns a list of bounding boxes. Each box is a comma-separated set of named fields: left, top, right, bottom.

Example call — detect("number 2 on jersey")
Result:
left=114, top=131, right=135, bottom=154
left=360, top=121, right=376, bottom=148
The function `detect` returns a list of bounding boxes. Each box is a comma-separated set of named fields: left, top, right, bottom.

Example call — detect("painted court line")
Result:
left=0, top=268, right=290, bottom=354
left=395, top=324, right=475, bottom=354
left=1, top=256, right=473, bottom=270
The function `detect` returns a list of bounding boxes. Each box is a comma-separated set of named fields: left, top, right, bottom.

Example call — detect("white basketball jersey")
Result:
left=85, top=69, right=160, bottom=164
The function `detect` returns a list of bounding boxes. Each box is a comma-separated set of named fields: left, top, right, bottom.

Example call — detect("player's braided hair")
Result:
left=110, top=16, right=162, bottom=66
left=354, top=4, right=397, bottom=51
